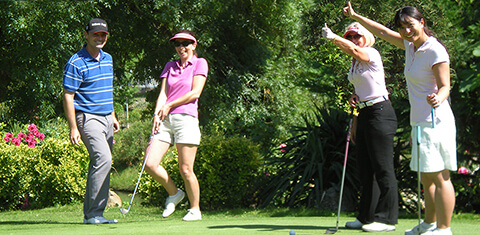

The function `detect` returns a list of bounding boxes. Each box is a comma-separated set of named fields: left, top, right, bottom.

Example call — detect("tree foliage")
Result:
left=1, top=0, right=480, bottom=210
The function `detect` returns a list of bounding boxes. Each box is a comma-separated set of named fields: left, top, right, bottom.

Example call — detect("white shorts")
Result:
left=153, top=113, right=201, bottom=145
left=410, top=114, right=457, bottom=173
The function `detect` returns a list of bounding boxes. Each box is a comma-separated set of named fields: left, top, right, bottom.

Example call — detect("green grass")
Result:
left=1, top=203, right=479, bottom=235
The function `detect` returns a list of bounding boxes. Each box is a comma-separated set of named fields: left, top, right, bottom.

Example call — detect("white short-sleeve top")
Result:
left=347, top=47, right=389, bottom=101
left=403, top=36, right=453, bottom=124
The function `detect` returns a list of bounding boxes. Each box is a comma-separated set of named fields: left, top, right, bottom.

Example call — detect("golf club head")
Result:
left=325, top=228, right=337, bottom=234
left=119, top=208, right=129, bottom=215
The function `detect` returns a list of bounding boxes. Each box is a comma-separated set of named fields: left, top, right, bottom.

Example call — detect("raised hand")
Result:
left=343, top=1, right=355, bottom=18
left=322, top=23, right=338, bottom=40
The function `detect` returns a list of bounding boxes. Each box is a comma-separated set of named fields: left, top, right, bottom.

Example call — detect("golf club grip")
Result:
left=431, top=108, right=435, bottom=128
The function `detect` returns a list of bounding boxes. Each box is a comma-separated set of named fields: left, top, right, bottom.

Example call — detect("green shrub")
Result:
left=0, top=138, right=88, bottom=211
left=138, top=133, right=262, bottom=210
left=112, top=120, right=152, bottom=170
left=452, top=152, right=480, bottom=213
left=196, top=134, right=261, bottom=209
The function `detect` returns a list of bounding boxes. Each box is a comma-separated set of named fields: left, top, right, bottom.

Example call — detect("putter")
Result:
left=326, top=109, right=354, bottom=234
left=120, top=133, right=155, bottom=214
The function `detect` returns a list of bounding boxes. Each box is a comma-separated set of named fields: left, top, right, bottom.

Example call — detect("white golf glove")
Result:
left=322, top=23, right=338, bottom=41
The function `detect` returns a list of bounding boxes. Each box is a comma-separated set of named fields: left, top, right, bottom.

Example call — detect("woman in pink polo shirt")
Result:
left=322, top=22, right=398, bottom=232
left=145, top=30, right=208, bottom=221
left=343, top=3, right=456, bottom=235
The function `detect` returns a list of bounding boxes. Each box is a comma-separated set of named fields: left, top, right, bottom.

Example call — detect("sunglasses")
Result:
left=345, top=34, right=362, bottom=40
left=173, top=41, right=194, bottom=47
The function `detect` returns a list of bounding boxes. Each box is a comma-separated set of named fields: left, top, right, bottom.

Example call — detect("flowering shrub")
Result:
left=279, top=143, right=287, bottom=153
left=3, top=123, right=45, bottom=148
left=458, top=166, right=471, bottom=175
left=0, top=121, right=89, bottom=211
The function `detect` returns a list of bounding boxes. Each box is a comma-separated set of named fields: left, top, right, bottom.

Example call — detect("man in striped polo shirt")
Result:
left=63, top=18, right=119, bottom=224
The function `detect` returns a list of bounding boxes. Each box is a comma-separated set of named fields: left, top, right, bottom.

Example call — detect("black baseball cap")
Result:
left=85, top=18, right=109, bottom=34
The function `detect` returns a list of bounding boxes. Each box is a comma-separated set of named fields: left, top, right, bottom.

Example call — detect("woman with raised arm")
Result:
left=343, top=2, right=456, bottom=235
left=322, top=22, right=398, bottom=233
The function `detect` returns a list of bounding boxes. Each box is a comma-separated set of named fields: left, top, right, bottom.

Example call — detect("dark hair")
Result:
left=393, top=6, right=447, bottom=51
left=393, top=6, right=435, bottom=37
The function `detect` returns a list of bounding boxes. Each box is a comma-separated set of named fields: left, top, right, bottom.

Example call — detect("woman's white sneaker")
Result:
left=422, top=228, right=452, bottom=235
left=162, top=189, right=185, bottom=218
left=182, top=209, right=202, bottom=221
left=405, top=221, right=437, bottom=235
left=362, top=222, right=395, bottom=232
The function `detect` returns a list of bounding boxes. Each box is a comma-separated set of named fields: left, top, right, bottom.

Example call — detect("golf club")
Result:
left=326, top=108, right=354, bottom=234
left=120, top=133, right=155, bottom=215
left=431, top=107, right=435, bottom=128
left=413, top=108, right=435, bottom=231
left=416, top=125, right=421, bottom=231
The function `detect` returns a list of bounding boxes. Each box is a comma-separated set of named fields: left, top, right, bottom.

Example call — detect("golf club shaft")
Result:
left=125, top=133, right=154, bottom=211
left=335, top=111, right=354, bottom=230
left=416, top=126, right=421, bottom=226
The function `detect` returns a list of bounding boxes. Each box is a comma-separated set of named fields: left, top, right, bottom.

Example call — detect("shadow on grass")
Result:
left=209, top=224, right=330, bottom=231
left=0, top=221, right=80, bottom=225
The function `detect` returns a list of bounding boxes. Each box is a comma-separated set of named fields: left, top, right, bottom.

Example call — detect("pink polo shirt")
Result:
left=160, top=55, right=208, bottom=118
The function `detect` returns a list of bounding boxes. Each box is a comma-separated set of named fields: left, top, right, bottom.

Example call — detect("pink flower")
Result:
left=27, top=141, right=36, bottom=148
left=28, top=124, right=38, bottom=133
left=113, top=140, right=116, bottom=144
left=458, top=166, right=470, bottom=175
left=279, top=143, right=287, bottom=153
left=12, top=137, right=21, bottom=146
left=5, top=132, right=13, bottom=139
left=4, top=133, right=13, bottom=143
left=25, top=135, right=33, bottom=143
left=37, top=133, right=45, bottom=141
left=17, top=132, right=25, bottom=139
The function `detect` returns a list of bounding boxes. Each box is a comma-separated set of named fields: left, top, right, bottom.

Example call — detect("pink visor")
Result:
left=343, top=26, right=363, bottom=38
left=169, top=33, right=197, bottom=44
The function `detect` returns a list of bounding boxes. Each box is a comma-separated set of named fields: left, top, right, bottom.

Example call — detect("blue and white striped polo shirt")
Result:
left=63, top=45, right=114, bottom=115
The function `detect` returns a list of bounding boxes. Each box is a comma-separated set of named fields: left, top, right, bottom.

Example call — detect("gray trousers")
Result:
left=76, top=112, right=114, bottom=219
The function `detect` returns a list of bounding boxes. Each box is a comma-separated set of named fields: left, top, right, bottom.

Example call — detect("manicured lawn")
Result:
left=1, top=203, right=478, bottom=235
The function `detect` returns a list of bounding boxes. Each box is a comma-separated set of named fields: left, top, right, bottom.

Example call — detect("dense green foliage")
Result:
left=260, top=107, right=359, bottom=209
left=111, top=120, right=151, bottom=169
left=138, top=133, right=261, bottom=210
left=0, top=138, right=89, bottom=211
